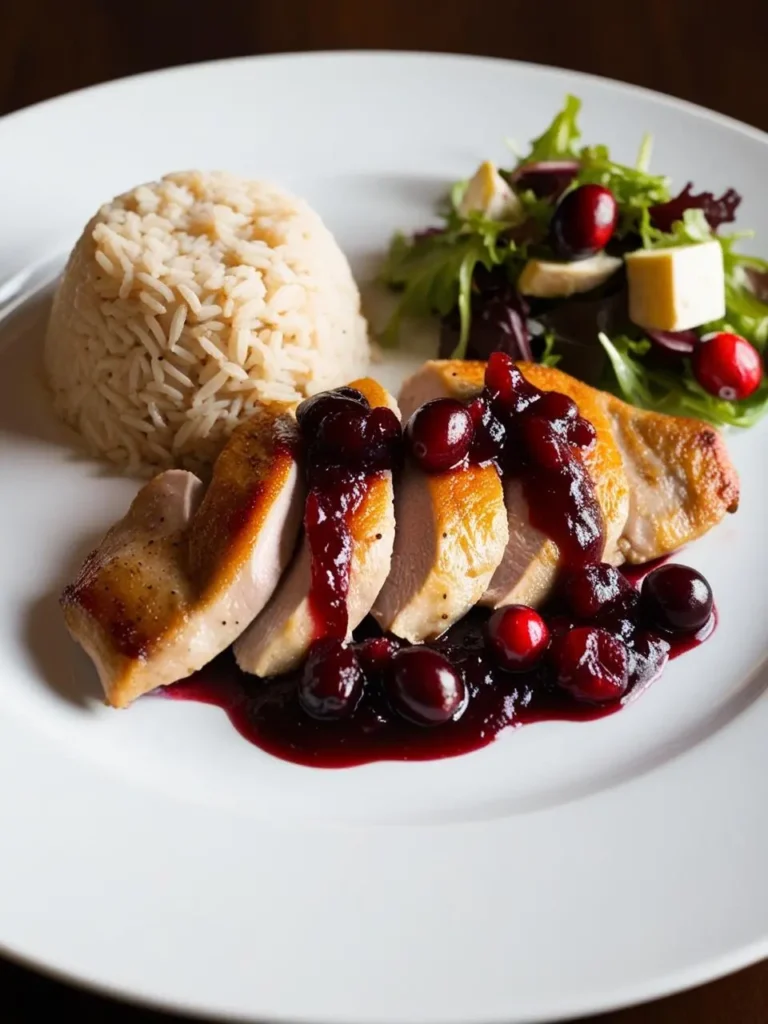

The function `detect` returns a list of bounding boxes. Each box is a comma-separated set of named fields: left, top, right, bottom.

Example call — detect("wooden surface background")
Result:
left=2, top=0, right=768, bottom=1020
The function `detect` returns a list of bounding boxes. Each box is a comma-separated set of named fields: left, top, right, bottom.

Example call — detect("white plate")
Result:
left=1, top=51, right=768, bottom=1024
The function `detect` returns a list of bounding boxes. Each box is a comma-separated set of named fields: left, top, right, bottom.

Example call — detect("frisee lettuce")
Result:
left=523, top=94, right=582, bottom=162
left=379, top=212, right=520, bottom=357
left=381, top=95, right=768, bottom=427
left=599, top=333, right=768, bottom=427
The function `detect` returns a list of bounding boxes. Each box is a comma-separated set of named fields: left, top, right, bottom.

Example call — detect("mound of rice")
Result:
left=45, top=171, right=369, bottom=471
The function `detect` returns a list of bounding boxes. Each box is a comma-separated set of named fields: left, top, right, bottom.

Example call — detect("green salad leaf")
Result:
left=379, top=212, right=517, bottom=357
left=599, top=333, right=768, bottom=427
left=380, top=94, right=768, bottom=428
left=575, top=145, right=670, bottom=236
left=523, top=94, right=582, bottom=162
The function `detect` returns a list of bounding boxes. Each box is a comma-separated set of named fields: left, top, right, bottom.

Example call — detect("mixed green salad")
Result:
left=380, top=96, right=768, bottom=427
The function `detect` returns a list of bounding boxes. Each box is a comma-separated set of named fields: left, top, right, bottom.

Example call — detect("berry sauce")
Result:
left=304, top=473, right=367, bottom=641
left=161, top=365, right=716, bottom=769
left=165, top=585, right=714, bottom=769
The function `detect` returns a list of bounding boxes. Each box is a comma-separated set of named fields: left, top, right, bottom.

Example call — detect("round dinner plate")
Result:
left=1, top=51, right=768, bottom=1024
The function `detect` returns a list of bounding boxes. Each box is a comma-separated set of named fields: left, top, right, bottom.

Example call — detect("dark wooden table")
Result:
left=2, top=0, right=768, bottom=1020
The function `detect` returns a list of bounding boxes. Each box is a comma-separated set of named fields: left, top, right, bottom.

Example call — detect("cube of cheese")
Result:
left=459, top=161, right=523, bottom=222
left=518, top=252, right=622, bottom=299
left=625, top=241, right=725, bottom=332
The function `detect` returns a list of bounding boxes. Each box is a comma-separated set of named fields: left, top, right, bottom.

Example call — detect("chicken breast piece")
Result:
left=62, top=408, right=304, bottom=707
left=234, top=378, right=398, bottom=678
left=399, top=360, right=738, bottom=608
left=371, top=458, right=509, bottom=642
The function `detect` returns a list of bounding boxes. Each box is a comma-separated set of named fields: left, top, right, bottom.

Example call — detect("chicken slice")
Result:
left=399, top=360, right=738, bottom=609
left=62, top=408, right=304, bottom=707
left=371, top=458, right=509, bottom=641
left=234, top=378, right=398, bottom=678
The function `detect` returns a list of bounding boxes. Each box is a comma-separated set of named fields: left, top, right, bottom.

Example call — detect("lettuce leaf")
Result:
left=523, top=94, right=582, bottom=162
left=599, top=333, right=768, bottom=427
left=379, top=212, right=517, bottom=356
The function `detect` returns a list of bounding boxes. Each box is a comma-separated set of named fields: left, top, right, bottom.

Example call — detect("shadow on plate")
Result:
left=25, top=527, right=105, bottom=709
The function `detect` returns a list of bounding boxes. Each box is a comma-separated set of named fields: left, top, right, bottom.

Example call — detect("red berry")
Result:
left=406, top=399, right=474, bottom=473
left=520, top=416, right=569, bottom=470
left=484, top=351, right=538, bottom=413
left=529, top=391, right=579, bottom=427
left=298, top=640, right=364, bottom=720
left=640, top=564, right=713, bottom=634
left=296, top=388, right=369, bottom=436
left=551, top=185, right=619, bottom=260
left=554, top=626, right=629, bottom=703
left=693, top=332, right=762, bottom=401
left=562, top=562, right=632, bottom=619
left=486, top=605, right=550, bottom=672
left=387, top=648, right=467, bottom=726
left=314, top=406, right=371, bottom=462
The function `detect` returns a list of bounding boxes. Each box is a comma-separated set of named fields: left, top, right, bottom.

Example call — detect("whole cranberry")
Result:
left=640, top=564, right=714, bottom=634
left=486, top=605, right=550, bottom=672
left=551, top=184, right=619, bottom=260
left=386, top=647, right=467, bottom=725
left=484, top=351, right=538, bottom=413
left=693, top=332, right=762, bottom=401
left=554, top=626, right=629, bottom=703
left=529, top=391, right=579, bottom=429
left=298, top=640, right=364, bottom=720
left=562, top=562, right=632, bottom=619
left=520, top=416, right=569, bottom=470
left=296, top=388, right=369, bottom=437
left=334, top=386, right=371, bottom=407
left=364, top=407, right=403, bottom=469
left=356, top=635, right=402, bottom=674
left=405, top=399, right=474, bottom=473
left=467, top=397, right=507, bottom=463
left=314, top=406, right=371, bottom=462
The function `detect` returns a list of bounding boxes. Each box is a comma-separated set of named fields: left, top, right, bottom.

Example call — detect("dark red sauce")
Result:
left=304, top=472, right=367, bottom=641
left=161, top=366, right=716, bottom=769
left=165, top=579, right=715, bottom=768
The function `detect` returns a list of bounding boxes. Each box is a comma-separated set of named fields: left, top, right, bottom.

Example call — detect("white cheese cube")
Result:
left=459, top=161, right=522, bottom=222
left=625, top=240, right=725, bottom=332
left=517, top=252, right=622, bottom=299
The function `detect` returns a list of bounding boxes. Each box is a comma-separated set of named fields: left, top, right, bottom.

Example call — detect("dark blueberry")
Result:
left=405, top=399, right=474, bottom=473
left=386, top=648, right=467, bottom=726
left=298, top=640, right=364, bottom=720
left=486, top=605, right=550, bottom=672
left=640, top=564, right=714, bottom=634
left=554, top=626, right=629, bottom=703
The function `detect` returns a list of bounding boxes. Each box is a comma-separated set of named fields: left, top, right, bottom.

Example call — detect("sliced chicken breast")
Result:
left=399, top=360, right=738, bottom=609
left=234, top=378, right=398, bottom=678
left=62, top=407, right=304, bottom=707
left=371, top=457, right=509, bottom=641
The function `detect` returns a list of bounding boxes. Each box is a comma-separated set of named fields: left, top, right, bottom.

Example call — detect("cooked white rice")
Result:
left=44, top=171, right=369, bottom=471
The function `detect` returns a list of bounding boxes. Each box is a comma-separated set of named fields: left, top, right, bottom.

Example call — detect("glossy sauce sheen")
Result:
left=305, top=471, right=367, bottom=641
left=165, top=578, right=715, bottom=769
